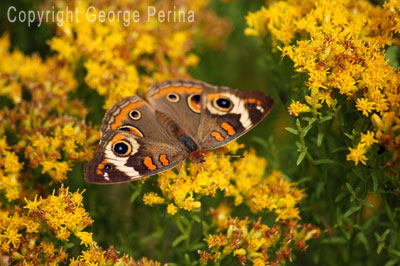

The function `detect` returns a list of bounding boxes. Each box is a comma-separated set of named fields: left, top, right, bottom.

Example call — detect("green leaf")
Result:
left=382, top=229, right=391, bottom=240
left=352, top=168, right=364, bottom=180
left=314, top=159, right=337, bottom=165
left=172, top=234, right=187, bottom=247
left=360, top=200, right=374, bottom=208
left=386, top=46, right=400, bottom=68
left=343, top=229, right=351, bottom=240
left=193, top=215, right=201, bottom=223
left=297, top=150, right=307, bottom=165
left=372, top=174, right=378, bottom=192
left=284, top=127, right=299, bottom=135
left=321, top=237, right=347, bottom=244
left=188, top=242, right=206, bottom=251
left=317, top=132, right=324, bottom=147
left=345, top=183, right=354, bottom=193
left=301, top=123, right=313, bottom=138
left=331, top=147, right=348, bottom=153
left=316, top=182, right=325, bottom=198
left=377, top=242, right=385, bottom=254
left=129, top=185, right=142, bottom=203
left=335, top=192, right=345, bottom=203
left=184, top=254, right=191, bottom=265
left=388, top=248, right=400, bottom=258
left=63, top=242, right=74, bottom=249
left=356, top=232, right=369, bottom=252
left=140, top=231, right=161, bottom=246
left=297, top=176, right=312, bottom=184
left=344, top=133, right=353, bottom=140
left=296, top=118, right=301, bottom=129
left=251, top=136, right=269, bottom=149
left=384, top=260, right=399, bottom=266
left=343, top=205, right=361, bottom=217
left=319, top=115, right=333, bottom=123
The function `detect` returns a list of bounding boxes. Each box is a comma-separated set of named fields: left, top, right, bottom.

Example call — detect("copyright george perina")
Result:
left=7, top=5, right=195, bottom=27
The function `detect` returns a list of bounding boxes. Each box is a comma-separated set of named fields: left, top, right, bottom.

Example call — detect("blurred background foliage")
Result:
left=0, top=0, right=399, bottom=265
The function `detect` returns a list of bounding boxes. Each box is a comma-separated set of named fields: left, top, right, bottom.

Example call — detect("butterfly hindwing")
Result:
left=197, top=88, right=274, bottom=149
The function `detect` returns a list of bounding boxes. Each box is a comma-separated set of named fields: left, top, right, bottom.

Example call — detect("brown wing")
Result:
left=196, top=86, right=274, bottom=150
left=84, top=130, right=186, bottom=184
left=146, top=79, right=215, bottom=140
left=146, top=79, right=274, bottom=150
left=85, top=96, right=187, bottom=184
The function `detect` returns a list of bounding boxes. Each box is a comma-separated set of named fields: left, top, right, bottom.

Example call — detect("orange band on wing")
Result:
left=207, top=93, right=224, bottom=101
left=188, top=95, right=201, bottom=113
left=245, top=98, right=262, bottom=106
left=129, top=127, right=143, bottom=137
left=221, top=122, right=236, bottom=136
left=211, top=131, right=224, bottom=141
left=144, top=156, right=157, bottom=170
left=97, top=160, right=108, bottom=175
left=119, top=125, right=143, bottom=137
left=159, top=154, right=169, bottom=166
left=111, top=102, right=144, bottom=130
left=111, top=134, right=126, bottom=145
left=152, top=87, right=203, bottom=99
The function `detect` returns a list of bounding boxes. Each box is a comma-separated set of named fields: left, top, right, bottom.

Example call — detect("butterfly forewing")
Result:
left=85, top=96, right=188, bottom=184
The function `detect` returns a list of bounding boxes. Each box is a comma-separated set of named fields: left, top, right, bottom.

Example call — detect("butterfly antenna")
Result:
left=205, top=154, right=245, bottom=159
left=173, top=160, right=185, bottom=193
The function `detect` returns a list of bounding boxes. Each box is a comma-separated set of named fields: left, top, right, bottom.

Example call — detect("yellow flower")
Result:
left=143, top=192, right=165, bottom=206
left=211, top=204, right=232, bottom=231
left=3, top=227, right=22, bottom=247
left=205, top=233, right=227, bottom=249
left=360, top=131, right=378, bottom=147
left=233, top=248, right=246, bottom=256
left=288, top=100, right=311, bottom=116
left=167, top=204, right=178, bottom=215
left=76, top=231, right=93, bottom=247
left=253, top=257, right=267, bottom=266
left=347, top=144, right=368, bottom=166
left=40, top=242, right=55, bottom=255
left=356, top=98, right=375, bottom=117
left=25, top=220, right=40, bottom=233
left=24, top=195, right=40, bottom=213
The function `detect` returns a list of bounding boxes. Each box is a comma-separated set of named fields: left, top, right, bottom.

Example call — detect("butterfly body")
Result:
left=85, top=79, right=274, bottom=184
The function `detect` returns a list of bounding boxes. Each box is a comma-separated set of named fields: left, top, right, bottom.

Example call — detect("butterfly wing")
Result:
left=146, top=79, right=209, bottom=140
left=84, top=130, right=186, bottom=184
left=196, top=85, right=274, bottom=149
left=147, top=79, right=274, bottom=150
left=85, top=96, right=187, bottom=184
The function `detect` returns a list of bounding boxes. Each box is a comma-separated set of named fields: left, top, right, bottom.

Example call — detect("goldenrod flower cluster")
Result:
left=144, top=143, right=304, bottom=222
left=141, top=143, right=318, bottom=265
left=47, top=0, right=231, bottom=108
left=200, top=211, right=320, bottom=265
left=1, top=186, right=160, bottom=265
left=245, top=0, right=400, bottom=167
left=0, top=34, right=98, bottom=198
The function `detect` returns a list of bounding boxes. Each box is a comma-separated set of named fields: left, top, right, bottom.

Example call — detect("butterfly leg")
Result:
left=173, top=160, right=185, bottom=193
